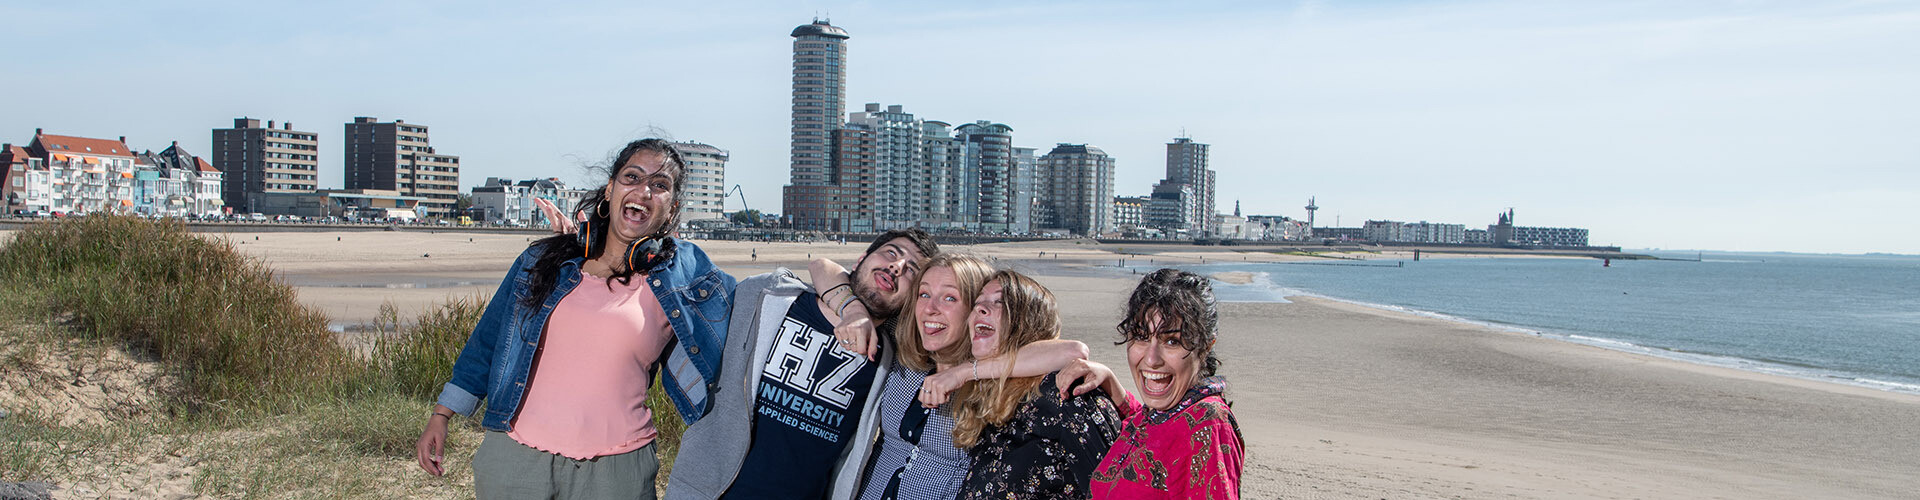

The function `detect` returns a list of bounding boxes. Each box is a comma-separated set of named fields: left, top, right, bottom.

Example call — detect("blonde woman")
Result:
left=810, top=254, right=1092, bottom=500
left=950, top=270, right=1120, bottom=500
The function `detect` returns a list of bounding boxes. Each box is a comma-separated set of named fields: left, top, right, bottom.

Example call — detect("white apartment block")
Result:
left=675, top=141, right=728, bottom=222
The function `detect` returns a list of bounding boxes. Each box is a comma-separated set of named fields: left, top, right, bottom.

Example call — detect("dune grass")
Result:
left=0, top=215, right=684, bottom=496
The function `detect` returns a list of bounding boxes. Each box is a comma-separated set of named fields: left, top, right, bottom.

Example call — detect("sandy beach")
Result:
left=224, top=229, right=1920, bottom=499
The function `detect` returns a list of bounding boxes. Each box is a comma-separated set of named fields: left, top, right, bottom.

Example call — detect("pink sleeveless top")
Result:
left=508, top=269, right=670, bottom=460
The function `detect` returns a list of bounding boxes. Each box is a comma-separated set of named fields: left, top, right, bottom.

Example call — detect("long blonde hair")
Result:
left=893, top=254, right=996, bottom=373
left=950, top=269, right=1058, bottom=448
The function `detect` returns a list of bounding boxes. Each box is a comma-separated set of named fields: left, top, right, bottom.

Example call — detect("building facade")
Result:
left=956, top=121, right=1017, bottom=233
left=1160, top=137, right=1217, bottom=236
left=1, top=144, right=46, bottom=214
left=1490, top=209, right=1590, bottom=247
left=213, top=118, right=318, bottom=214
left=133, top=142, right=223, bottom=217
left=675, top=141, right=728, bottom=222
left=343, top=117, right=460, bottom=217
left=1038, top=143, right=1116, bottom=236
left=847, top=103, right=930, bottom=229
left=787, top=20, right=849, bottom=190
left=257, top=189, right=426, bottom=220
left=1113, top=196, right=1147, bottom=234
left=24, top=130, right=137, bottom=214
left=470, top=177, right=588, bottom=227
left=1406, top=221, right=1467, bottom=244
left=919, top=121, right=961, bottom=227
left=1146, top=180, right=1195, bottom=238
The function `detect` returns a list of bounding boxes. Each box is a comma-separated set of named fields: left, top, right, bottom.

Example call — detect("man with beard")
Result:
left=665, top=229, right=938, bottom=500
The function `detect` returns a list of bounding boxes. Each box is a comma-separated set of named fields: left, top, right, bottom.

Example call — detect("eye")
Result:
left=651, top=180, right=670, bottom=191
left=942, top=294, right=956, bottom=303
left=918, top=292, right=931, bottom=299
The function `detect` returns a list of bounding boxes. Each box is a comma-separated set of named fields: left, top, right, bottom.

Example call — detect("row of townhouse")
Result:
left=1, top=130, right=223, bottom=217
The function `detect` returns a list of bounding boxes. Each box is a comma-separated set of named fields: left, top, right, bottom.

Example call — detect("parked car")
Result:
left=248, top=213, right=268, bottom=222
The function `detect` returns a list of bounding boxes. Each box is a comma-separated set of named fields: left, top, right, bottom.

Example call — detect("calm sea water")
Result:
left=1185, top=252, right=1920, bottom=395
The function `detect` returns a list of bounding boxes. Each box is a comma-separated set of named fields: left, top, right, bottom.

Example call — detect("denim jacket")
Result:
left=436, top=239, right=736, bottom=430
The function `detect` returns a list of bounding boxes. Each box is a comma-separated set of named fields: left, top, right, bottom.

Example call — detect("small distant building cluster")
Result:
left=1310, top=209, right=1591, bottom=248
left=3, top=118, right=726, bottom=225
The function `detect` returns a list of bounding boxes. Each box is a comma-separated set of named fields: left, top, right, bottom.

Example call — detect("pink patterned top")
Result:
left=1090, top=376, right=1244, bottom=500
left=508, top=270, right=670, bottom=460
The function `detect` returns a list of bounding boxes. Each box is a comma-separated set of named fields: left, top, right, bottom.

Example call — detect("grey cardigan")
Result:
left=664, top=269, right=894, bottom=500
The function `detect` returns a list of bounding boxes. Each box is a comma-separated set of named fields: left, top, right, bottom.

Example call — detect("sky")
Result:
left=3, top=0, right=1916, bottom=254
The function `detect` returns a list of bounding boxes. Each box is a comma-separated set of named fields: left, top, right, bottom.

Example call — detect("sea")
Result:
left=1174, top=251, right=1920, bottom=396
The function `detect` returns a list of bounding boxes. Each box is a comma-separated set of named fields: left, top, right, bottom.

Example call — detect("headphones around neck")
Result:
left=577, top=213, right=674, bottom=273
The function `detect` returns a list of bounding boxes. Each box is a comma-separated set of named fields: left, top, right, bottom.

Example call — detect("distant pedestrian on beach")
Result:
left=1085, top=268, right=1245, bottom=499
left=415, top=139, right=735, bottom=500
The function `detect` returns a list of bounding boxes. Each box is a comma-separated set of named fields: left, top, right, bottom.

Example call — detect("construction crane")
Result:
left=727, top=184, right=750, bottom=213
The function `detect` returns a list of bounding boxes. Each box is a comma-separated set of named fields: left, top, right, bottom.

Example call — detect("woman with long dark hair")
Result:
left=414, top=139, right=735, bottom=499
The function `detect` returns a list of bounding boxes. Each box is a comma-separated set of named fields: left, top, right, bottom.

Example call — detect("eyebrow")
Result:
left=620, top=163, right=674, bottom=182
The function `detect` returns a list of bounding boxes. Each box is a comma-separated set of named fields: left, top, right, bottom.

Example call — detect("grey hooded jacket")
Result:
left=664, top=269, right=894, bottom=500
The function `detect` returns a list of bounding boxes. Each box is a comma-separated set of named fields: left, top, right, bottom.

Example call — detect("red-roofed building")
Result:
left=25, top=129, right=138, bottom=214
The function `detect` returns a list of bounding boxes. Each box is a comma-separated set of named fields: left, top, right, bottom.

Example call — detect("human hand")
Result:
left=534, top=198, right=576, bottom=234
left=834, top=302, right=878, bottom=361
left=1057, top=359, right=1120, bottom=402
left=918, top=368, right=968, bottom=408
left=415, top=411, right=451, bottom=476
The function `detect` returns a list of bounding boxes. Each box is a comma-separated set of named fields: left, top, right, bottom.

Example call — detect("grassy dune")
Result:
left=0, top=215, right=682, bottom=497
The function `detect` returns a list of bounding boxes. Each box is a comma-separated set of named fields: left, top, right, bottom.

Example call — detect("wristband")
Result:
left=430, top=408, right=455, bottom=420
left=971, top=359, right=979, bottom=381
left=836, top=295, right=864, bottom=317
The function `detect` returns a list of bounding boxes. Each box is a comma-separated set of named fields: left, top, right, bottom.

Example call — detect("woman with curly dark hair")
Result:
left=1089, top=268, right=1244, bottom=499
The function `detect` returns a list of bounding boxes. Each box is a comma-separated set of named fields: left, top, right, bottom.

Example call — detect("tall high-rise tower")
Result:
left=788, top=19, right=849, bottom=187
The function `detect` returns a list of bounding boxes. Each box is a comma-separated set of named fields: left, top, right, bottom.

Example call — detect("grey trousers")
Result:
left=472, top=431, right=659, bottom=500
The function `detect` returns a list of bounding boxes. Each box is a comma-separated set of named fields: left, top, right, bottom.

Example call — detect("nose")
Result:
left=1145, top=342, right=1170, bottom=367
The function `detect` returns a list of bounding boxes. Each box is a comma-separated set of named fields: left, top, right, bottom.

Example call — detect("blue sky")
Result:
left=4, top=0, right=1916, bottom=253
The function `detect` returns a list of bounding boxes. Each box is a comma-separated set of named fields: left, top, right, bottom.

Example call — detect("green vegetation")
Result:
left=0, top=215, right=351, bottom=413
left=0, top=215, right=683, bottom=496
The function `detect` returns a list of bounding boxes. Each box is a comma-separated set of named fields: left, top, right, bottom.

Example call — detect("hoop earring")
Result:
left=594, top=199, right=609, bottom=218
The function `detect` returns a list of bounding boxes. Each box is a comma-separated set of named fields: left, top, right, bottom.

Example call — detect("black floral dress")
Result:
left=958, top=371, right=1122, bottom=500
